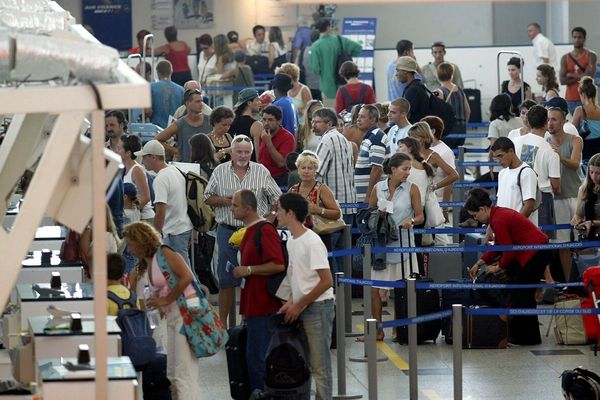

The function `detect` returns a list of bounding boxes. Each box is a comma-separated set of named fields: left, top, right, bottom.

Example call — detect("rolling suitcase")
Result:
left=463, top=88, right=482, bottom=123
left=462, top=307, right=508, bottom=349
left=226, top=325, right=251, bottom=400
left=193, top=233, right=218, bottom=294
left=142, top=353, right=171, bottom=400
left=440, top=278, right=481, bottom=344
left=394, top=228, right=441, bottom=344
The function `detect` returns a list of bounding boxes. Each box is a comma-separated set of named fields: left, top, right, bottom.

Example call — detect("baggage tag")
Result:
left=377, top=199, right=394, bottom=213
left=227, top=261, right=246, bottom=288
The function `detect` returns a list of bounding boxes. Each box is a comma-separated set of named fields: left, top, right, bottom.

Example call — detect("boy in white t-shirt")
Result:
left=491, top=137, right=538, bottom=224
left=277, top=192, right=335, bottom=400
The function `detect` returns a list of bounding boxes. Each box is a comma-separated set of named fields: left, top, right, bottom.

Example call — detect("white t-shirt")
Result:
left=286, top=229, right=335, bottom=304
left=488, top=117, right=523, bottom=140
left=532, top=33, right=558, bottom=69
left=387, top=123, right=412, bottom=154
left=153, top=165, right=193, bottom=236
left=197, top=51, right=217, bottom=84
left=512, top=133, right=560, bottom=193
left=430, top=141, right=456, bottom=201
left=497, top=163, right=538, bottom=224
left=508, top=127, right=527, bottom=141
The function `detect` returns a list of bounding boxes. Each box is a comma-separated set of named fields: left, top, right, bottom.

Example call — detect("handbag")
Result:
left=424, top=186, right=445, bottom=228
left=155, top=245, right=228, bottom=358
left=311, top=184, right=345, bottom=235
left=580, top=107, right=592, bottom=139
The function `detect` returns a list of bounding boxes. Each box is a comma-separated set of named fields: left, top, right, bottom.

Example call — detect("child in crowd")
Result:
left=123, top=182, right=141, bottom=224
left=106, top=253, right=140, bottom=316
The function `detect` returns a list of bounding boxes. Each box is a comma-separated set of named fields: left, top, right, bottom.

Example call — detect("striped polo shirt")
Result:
left=354, top=126, right=390, bottom=202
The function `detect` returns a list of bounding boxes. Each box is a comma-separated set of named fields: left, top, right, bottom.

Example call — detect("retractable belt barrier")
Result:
left=444, top=133, right=489, bottom=139
left=372, top=240, right=600, bottom=254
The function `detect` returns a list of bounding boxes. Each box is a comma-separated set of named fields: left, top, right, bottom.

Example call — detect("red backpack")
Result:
left=582, top=266, right=600, bottom=354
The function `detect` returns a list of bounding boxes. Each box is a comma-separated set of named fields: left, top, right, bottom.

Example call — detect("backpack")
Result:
left=107, top=290, right=157, bottom=370
left=516, top=165, right=543, bottom=212
left=335, top=35, right=354, bottom=85
left=253, top=221, right=289, bottom=299
left=561, top=367, right=600, bottom=400
left=340, top=84, right=368, bottom=113
left=177, top=168, right=216, bottom=233
left=264, top=314, right=311, bottom=395
left=422, top=84, right=456, bottom=135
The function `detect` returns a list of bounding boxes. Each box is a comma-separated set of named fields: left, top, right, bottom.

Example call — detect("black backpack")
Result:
left=561, top=367, right=600, bottom=399
left=335, top=35, right=353, bottom=85
left=264, top=314, right=311, bottom=395
left=253, top=221, right=288, bottom=299
left=340, top=84, right=368, bottom=113
left=423, top=84, right=456, bottom=135
left=107, top=290, right=157, bottom=370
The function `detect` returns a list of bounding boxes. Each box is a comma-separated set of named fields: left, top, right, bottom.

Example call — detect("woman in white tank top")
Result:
left=118, top=135, right=155, bottom=223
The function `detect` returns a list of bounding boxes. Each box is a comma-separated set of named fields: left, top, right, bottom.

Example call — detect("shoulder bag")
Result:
left=424, top=181, right=445, bottom=228
left=155, top=245, right=228, bottom=358
left=311, top=184, right=345, bottom=235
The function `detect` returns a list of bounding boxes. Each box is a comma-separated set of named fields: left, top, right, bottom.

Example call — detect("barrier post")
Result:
left=452, top=304, right=463, bottom=400
left=343, top=225, right=361, bottom=337
left=333, top=273, right=363, bottom=400
left=407, top=278, right=418, bottom=399
left=453, top=146, right=466, bottom=244
left=349, top=244, right=387, bottom=363
left=366, top=318, right=378, bottom=400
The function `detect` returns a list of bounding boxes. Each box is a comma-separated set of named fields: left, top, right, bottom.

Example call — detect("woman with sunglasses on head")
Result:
left=465, top=188, right=550, bottom=345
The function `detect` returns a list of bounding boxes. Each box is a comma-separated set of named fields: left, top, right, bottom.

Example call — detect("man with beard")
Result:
left=105, top=110, right=127, bottom=153
left=204, top=135, right=281, bottom=327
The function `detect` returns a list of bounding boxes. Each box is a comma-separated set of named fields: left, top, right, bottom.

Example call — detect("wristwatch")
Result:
left=321, top=207, right=325, bottom=216
left=410, top=218, right=415, bottom=225
left=247, top=266, right=252, bottom=276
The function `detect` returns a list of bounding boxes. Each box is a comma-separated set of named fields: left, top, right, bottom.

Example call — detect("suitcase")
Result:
left=226, top=325, right=251, bottom=400
left=463, top=88, right=482, bottom=123
left=193, top=233, right=219, bottom=294
left=462, top=307, right=509, bottom=349
left=462, top=233, right=485, bottom=279
left=142, top=353, right=171, bottom=400
left=440, top=278, right=481, bottom=344
left=582, top=267, right=600, bottom=354
left=394, top=228, right=441, bottom=344
left=246, top=55, right=270, bottom=75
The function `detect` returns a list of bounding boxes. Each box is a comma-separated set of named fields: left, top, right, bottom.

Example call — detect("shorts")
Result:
left=538, top=192, right=556, bottom=240
left=553, top=197, right=577, bottom=243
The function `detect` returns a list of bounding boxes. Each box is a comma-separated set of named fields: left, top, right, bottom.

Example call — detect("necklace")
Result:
left=211, top=132, right=227, bottom=147
left=299, top=181, right=317, bottom=199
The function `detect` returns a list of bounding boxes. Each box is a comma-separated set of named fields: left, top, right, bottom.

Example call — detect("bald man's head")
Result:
left=183, top=80, right=201, bottom=91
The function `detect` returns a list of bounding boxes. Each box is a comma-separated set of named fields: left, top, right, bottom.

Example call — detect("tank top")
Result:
left=549, top=133, right=581, bottom=199
left=165, top=42, right=191, bottom=73
left=289, top=181, right=320, bottom=228
left=501, top=80, right=531, bottom=115
left=209, top=134, right=232, bottom=163
left=290, top=87, right=307, bottom=126
left=123, top=164, right=155, bottom=220
left=565, top=49, right=591, bottom=101
left=149, top=253, right=195, bottom=315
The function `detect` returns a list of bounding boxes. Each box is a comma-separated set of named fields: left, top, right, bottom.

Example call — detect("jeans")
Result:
left=164, top=229, right=192, bottom=267
left=300, top=299, right=335, bottom=400
left=246, top=314, right=273, bottom=392
left=216, top=224, right=242, bottom=288
left=567, top=100, right=582, bottom=117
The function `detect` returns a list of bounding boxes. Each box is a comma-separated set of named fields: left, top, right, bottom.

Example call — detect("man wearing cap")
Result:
left=137, top=140, right=193, bottom=265
left=259, top=105, right=297, bottom=187
left=231, top=88, right=264, bottom=161
left=396, top=56, right=430, bottom=123
left=204, top=135, right=282, bottom=327
left=387, top=40, right=422, bottom=101
left=272, top=73, right=299, bottom=134
left=310, top=18, right=362, bottom=108
left=155, top=88, right=212, bottom=162
left=172, top=80, right=212, bottom=120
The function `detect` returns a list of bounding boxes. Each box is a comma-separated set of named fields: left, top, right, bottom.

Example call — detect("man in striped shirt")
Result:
left=354, top=105, right=390, bottom=203
left=204, top=135, right=282, bottom=327
left=314, top=107, right=356, bottom=219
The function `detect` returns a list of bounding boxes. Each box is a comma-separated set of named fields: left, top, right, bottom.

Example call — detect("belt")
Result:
left=221, top=223, right=242, bottom=231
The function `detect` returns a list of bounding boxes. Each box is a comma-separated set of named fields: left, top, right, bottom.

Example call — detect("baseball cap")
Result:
left=123, top=182, right=137, bottom=198
left=234, top=88, right=259, bottom=108
left=396, top=56, right=417, bottom=73
left=134, top=139, right=165, bottom=158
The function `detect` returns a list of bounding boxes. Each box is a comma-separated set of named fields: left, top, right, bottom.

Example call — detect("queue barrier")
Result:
left=456, top=161, right=498, bottom=167
left=453, top=147, right=489, bottom=155
left=467, top=122, right=490, bottom=129
left=444, top=133, right=489, bottom=139
left=371, top=240, right=600, bottom=254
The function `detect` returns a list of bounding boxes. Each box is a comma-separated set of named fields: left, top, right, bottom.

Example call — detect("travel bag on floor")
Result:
left=440, top=278, right=482, bottom=344
left=462, top=307, right=508, bottom=349
left=545, top=296, right=587, bottom=345
left=394, top=227, right=441, bottom=344
left=226, top=325, right=251, bottom=400
left=142, top=353, right=171, bottom=400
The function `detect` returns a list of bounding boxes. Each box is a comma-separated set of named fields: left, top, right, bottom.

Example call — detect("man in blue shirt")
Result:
left=149, top=60, right=184, bottom=128
left=387, top=39, right=422, bottom=101
left=271, top=73, right=299, bottom=134
left=292, top=16, right=313, bottom=63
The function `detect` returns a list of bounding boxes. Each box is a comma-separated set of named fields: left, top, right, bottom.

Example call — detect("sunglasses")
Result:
left=233, top=136, right=252, bottom=143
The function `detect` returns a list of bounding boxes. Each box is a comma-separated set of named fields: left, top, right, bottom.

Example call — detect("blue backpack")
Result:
left=107, top=290, right=156, bottom=370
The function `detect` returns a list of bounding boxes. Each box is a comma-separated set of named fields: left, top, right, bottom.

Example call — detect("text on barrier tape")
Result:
left=378, top=310, right=453, bottom=329
left=465, top=308, right=600, bottom=316
left=453, top=181, right=498, bottom=188
left=338, top=277, right=406, bottom=289
left=416, top=281, right=583, bottom=290
left=371, top=240, right=600, bottom=254
left=339, top=203, right=369, bottom=209
left=456, top=161, right=499, bottom=167
left=412, top=224, right=573, bottom=235
left=444, top=133, right=489, bottom=139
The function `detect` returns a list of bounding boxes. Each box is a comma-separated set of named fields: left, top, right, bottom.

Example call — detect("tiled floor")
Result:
left=200, top=298, right=599, bottom=399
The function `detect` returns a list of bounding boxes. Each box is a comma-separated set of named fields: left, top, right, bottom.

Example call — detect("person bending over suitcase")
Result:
left=465, top=188, right=551, bottom=345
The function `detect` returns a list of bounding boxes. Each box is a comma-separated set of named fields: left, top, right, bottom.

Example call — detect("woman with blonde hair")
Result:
left=296, top=99, right=322, bottom=152
left=408, top=121, right=458, bottom=194
left=123, top=222, right=206, bottom=400
left=276, top=63, right=312, bottom=127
